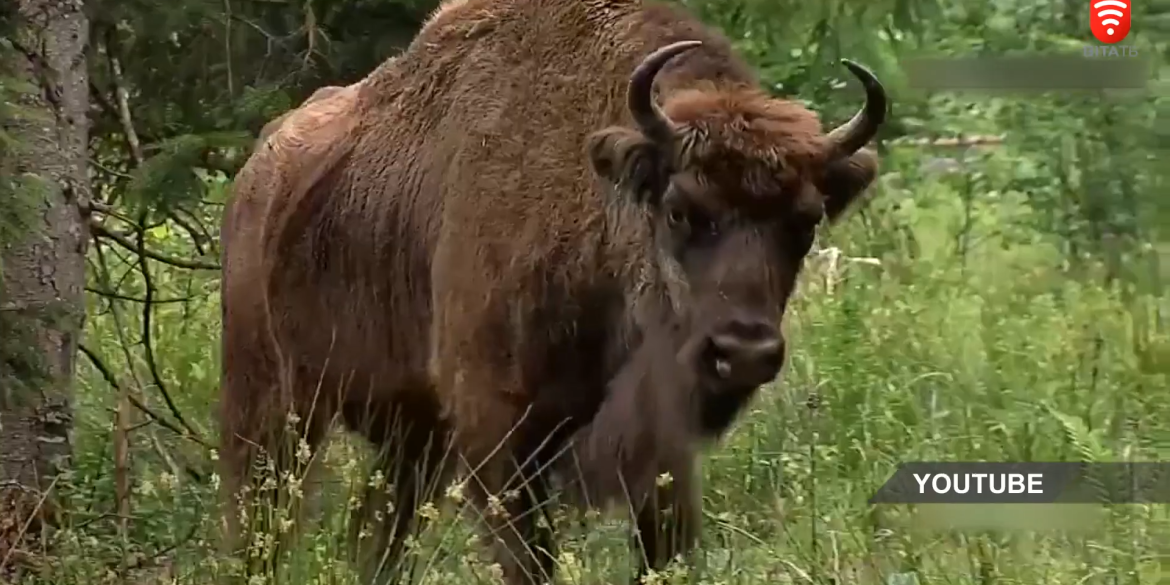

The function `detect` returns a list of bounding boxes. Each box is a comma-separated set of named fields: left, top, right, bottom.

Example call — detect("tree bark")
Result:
left=0, top=0, right=89, bottom=576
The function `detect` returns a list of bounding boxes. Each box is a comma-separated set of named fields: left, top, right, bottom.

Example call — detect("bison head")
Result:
left=587, top=41, right=886, bottom=434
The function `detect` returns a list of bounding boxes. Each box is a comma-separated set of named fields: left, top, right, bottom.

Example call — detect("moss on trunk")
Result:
left=0, top=1, right=89, bottom=572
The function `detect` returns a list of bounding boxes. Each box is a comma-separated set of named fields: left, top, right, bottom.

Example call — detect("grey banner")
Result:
left=902, top=55, right=1151, bottom=91
left=869, top=462, right=1170, bottom=504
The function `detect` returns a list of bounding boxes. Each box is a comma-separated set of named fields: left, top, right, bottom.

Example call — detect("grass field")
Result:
left=28, top=138, right=1169, bottom=585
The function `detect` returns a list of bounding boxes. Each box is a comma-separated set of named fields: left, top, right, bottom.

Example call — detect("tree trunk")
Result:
left=0, top=0, right=89, bottom=576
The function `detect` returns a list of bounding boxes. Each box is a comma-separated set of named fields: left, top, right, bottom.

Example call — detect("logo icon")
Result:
left=1090, top=0, right=1131, bottom=44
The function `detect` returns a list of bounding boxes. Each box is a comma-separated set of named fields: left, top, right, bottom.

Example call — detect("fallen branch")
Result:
left=0, top=476, right=60, bottom=575
left=807, top=245, right=883, bottom=296
left=887, top=134, right=1006, bottom=148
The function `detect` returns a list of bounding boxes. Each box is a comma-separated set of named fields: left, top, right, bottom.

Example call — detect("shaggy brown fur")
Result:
left=218, top=0, right=887, bottom=583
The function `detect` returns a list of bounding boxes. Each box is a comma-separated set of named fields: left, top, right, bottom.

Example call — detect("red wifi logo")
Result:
left=1090, top=0, right=1131, bottom=44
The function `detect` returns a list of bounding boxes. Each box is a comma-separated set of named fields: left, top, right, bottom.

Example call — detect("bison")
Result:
left=219, top=0, right=888, bottom=583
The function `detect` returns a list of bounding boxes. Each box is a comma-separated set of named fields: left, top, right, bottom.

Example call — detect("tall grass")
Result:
left=23, top=136, right=1169, bottom=585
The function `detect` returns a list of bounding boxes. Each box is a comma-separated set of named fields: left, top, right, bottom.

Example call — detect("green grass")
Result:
left=14, top=142, right=1169, bottom=585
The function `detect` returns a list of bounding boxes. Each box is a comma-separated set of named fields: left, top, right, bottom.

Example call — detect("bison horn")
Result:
left=824, top=59, right=888, bottom=161
left=628, top=40, right=703, bottom=144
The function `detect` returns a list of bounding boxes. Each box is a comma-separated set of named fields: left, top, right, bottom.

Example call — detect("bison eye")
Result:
left=667, top=207, right=687, bottom=226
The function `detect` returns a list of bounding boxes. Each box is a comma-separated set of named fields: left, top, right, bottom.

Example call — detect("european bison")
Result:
left=219, top=0, right=888, bottom=583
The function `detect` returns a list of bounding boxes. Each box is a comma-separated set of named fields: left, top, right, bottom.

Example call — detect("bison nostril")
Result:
left=710, top=333, right=782, bottom=361
left=708, top=319, right=784, bottom=382
left=702, top=318, right=786, bottom=381
left=721, top=318, right=776, bottom=342
left=711, top=317, right=779, bottom=351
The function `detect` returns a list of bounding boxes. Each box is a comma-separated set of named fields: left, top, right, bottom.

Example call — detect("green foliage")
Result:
left=0, top=38, right=54, bottom=252
left=0, top=310, right=48, bottom=408
left=17, top=0, right=1169, bottom=582
left=0, top=30, right=60, bottom=408
left=232, top=86, right=295, bottom=131
left=122, top=130, right=251, bottom=216
left=0, top=298, right=80, bottom=409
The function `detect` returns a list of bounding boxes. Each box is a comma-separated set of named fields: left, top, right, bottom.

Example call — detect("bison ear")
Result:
left=819, top=148, right=880, bottom=223
left=587, top=126, right=667, bottom=206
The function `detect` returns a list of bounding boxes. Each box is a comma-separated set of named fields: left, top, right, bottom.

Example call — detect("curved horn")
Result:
left=824, top=59, right=888, bottom=160
left=628, top=40, right=703, bottom=144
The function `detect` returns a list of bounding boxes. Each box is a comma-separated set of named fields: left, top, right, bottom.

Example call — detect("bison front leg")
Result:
left=631, top=460, right=701, bottom=584
left=218, top=383, right=331, bottom=583
left=447, top=393, right=560, bottom=585
left=342, top=396, right=455, bottom=585
left=465, top=444, right=559, bottom=585
left=430, top=261, right=560, bottom=584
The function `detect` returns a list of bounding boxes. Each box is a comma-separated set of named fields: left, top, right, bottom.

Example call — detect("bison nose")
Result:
left=707, top=318, right=784, bottom=387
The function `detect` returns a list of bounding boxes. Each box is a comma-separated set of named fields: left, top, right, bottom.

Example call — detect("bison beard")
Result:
left=218, top=0, right=888, bottom=583
left=568, top=317, right=697, bottom=508
left=568, top=305, right=765, bottom=502
left=564, top=302, right=771, bottom=569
